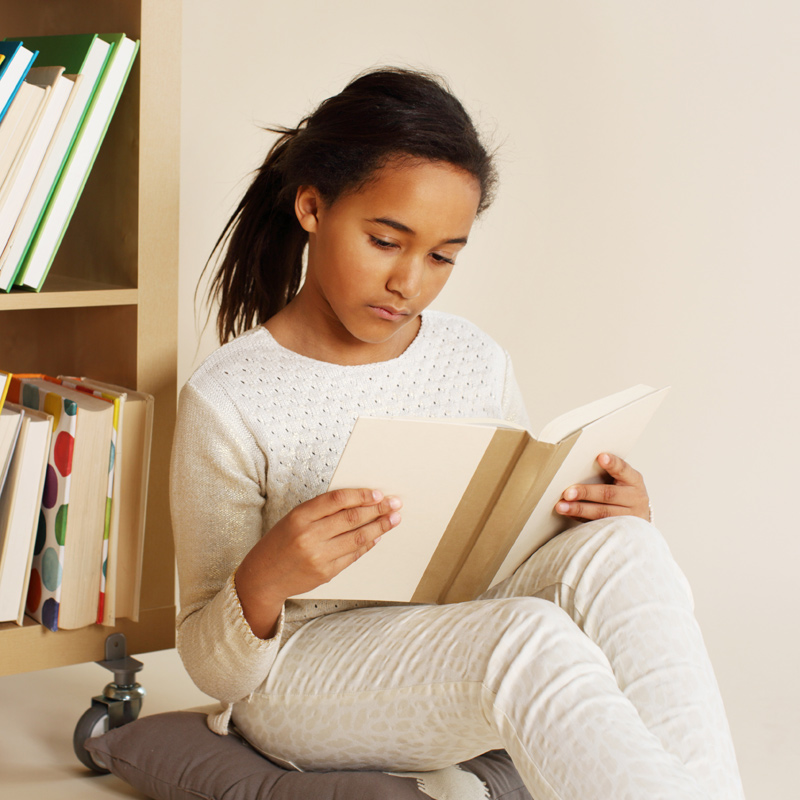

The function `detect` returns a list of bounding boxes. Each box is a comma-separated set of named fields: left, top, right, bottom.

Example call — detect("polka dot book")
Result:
left=7, top=375, right=114, bottom=631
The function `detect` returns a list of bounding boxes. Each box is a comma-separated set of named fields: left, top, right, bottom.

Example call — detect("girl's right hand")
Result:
left=235, top=489, right=401, bottom=638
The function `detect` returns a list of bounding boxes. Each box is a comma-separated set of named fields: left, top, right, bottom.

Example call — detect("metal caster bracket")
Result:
left=74, top=633, right=146, bottom=772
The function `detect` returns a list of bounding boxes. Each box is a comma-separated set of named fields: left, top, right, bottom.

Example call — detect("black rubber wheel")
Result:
left=73, top=704, right=111, bottom=773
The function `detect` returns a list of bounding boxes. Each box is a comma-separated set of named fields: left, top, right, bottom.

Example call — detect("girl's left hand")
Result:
left=555, top=453, right=651, bottom=522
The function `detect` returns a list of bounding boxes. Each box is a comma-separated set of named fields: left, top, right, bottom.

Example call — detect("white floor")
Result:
left=0, top=648, right=212, bottom=799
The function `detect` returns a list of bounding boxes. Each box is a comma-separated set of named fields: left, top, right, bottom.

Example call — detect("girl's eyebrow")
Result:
left=367, top=216, right=468, bottom=245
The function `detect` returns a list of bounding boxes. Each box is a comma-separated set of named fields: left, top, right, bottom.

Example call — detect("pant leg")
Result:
left=481, top=516, right=745, bottom=800
left=233, top=592, right=711, bottom=797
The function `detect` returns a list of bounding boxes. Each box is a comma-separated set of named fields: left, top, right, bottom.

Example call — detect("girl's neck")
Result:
left=263, top=298, right=422, bottom=366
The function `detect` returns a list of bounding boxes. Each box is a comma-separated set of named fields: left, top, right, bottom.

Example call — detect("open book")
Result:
left=294, top=384, right=669, bottom=604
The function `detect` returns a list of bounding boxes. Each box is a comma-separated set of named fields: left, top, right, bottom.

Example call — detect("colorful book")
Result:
left=0, top=68, right=74, bottom=277
left=62, top=377, right=154, bottom=622
left=59, top=377, right=122, bottom=626
left=0, top=403, right=52, bottom=625
left=7, top=375, right=113, bottom=630
left=0, top=41, right=37, bottom=123
left=12, top=33, right=139, bottom=291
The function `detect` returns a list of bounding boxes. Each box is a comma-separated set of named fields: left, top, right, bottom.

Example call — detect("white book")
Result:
left=17, top=35, right=138, bottom=291
left=0, top=404, right=24, bottom=496
left=0, top=72, right=84, bottom=290
left=0, top=43, right=36, bottom=123
left=0, top=81, right=47, bottom=186
left=295, top=385, right=668, bottom=603
left=0, top=69, right=73, bottom=267
left=0, top=404, right=53, bottom=625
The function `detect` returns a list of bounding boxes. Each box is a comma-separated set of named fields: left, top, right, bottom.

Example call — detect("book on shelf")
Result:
left=0, top=80, right=47, bottom=186
left=0, top=40, right=37, bottom=123
left=295, top=384, right=669, bottom=603
left=7, top=375, right=114, bottom=631
left=0, top=403, right=52, bottom=625
left=9, top=32, right=139, bottom=292
left=61, top=377, right=154, bottom=623
left=58, top=376, right=122, bottom=625
left=0, top=403, right=24, bottom=497
left=0, top=45, right=109, bottom=293
left=0, top=68, right=74, bottom=271
left=0, top=370, right=10, bottom=406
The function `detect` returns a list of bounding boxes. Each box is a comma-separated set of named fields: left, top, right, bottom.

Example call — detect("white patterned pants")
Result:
left=232, top=517, right=745, bottom=799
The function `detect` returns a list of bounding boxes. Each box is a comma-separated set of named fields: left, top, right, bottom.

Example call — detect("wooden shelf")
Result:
left=0, top=0, right=181, bottom=675
left=0, top=606, right=176, bottom=675
left=0, top=275, right=138, bottom=310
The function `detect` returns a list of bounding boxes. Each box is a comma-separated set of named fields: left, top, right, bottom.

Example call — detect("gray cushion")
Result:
left=85, top=709, right=532, bottom=800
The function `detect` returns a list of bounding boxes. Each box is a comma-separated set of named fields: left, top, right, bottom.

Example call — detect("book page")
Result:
left=538, top=384, right=656, bottom=444
left=491, top=386, right=669, bottom=586
left=294, top=417, right=497, bottom=601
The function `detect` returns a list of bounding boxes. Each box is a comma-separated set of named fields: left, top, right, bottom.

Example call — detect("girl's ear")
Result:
left=295, top=186, right=322, bottom=233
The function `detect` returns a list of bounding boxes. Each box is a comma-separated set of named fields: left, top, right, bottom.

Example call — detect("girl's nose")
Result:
left=386, top=257, right=423, bottom=299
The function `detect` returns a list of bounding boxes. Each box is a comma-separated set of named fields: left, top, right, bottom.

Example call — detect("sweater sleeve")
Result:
left=170, top=380, right=284, bottom=709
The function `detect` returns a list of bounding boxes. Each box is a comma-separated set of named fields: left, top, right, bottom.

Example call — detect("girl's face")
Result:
left=292, top=158, right=482, bottom=364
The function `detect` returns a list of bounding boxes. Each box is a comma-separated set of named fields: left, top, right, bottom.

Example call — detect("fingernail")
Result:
left=564, top=488, right=577, bottom=500
left=374, top=535, right=383, bottom=544
left=388, top=496, right=402, bottom=510
left=599, top=454, right=610, bottom=466
left=372, top=490, right=383, bottom=501
left=556, top=502, right=569, bottom=514
left=389, top=512, right=401, bottom=525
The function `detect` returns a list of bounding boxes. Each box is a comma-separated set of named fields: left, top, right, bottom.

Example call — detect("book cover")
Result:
left=0, top=403, right=52, bottom=625
left=0, top=81, right=47, bottom=186
left=0, top=41, right=37, bottom=123
left=0, top=405, right=24, bottom=499
left=0, top=72, right=83, bottom=290
left=294, top=385, right=668, bottom=603
left=1, top=33, right=110, bottom=288
left=8, top=375, right=113, bottom=630
left=0, top=68, right=73, bottom=273
left=0, top=370, right=10, bottom=408
left=14, top=33, right=139, bottom=291
left=63, top=377, right=154, bottom=622
left=59, top=377, right=122, bottom=626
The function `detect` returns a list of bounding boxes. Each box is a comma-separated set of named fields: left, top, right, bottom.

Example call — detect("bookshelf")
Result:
left=0, top=0, right=180, bottom=673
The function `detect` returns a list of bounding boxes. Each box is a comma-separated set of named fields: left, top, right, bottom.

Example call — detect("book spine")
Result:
left=411, top=428, right=529, bottom=604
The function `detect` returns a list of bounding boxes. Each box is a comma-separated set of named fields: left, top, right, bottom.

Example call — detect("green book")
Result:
left=11, top=33, right=139, bottom=291
left=0, top=33, right=111, bottom=289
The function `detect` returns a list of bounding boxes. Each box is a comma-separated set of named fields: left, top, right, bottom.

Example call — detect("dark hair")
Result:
left=205, top=67, right=498, bottom=344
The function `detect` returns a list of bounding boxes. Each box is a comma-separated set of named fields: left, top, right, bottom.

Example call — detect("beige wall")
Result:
left=180, top=2, right=799, bottom=795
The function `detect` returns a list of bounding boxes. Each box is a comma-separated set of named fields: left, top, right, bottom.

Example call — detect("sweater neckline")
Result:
left=253, top=311, right=432, bottom=370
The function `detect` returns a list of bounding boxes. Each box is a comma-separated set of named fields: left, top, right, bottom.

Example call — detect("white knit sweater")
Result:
left=170, top=310, right=530, bottom=732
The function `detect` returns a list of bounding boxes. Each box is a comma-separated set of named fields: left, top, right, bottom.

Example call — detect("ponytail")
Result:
left=204, top=67, right=497, bottom=344
left=205, top=127, right=307, bottom=345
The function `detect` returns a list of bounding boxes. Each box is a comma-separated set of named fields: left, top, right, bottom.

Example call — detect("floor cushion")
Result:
left=85, top=708, right=532, bottom=800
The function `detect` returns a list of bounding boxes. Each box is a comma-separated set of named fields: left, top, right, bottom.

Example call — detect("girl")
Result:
left=171, top=67, right=744, bottom=799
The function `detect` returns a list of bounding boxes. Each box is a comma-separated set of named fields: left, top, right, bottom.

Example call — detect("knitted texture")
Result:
left=170, top=311, right=529, bottom=730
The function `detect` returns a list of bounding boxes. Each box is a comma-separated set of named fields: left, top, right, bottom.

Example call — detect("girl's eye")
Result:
left=431, top=253, right=455, bottom=265
left=369, top=235, right=397, bottom=250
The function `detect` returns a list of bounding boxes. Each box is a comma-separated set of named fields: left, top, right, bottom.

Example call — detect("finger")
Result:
left=331, top=510, right=402, bottom=568
left=294, top=487, right=386, bottom=526
left=555, top=499, right=633, bottom=521
left=323, top=495, right=403, bottom=538
left=562, top=482, right=640, bottom=507
left=597, top=453, right=643, bottom=487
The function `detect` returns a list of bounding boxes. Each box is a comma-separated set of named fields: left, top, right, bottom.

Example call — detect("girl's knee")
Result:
left=579, top=516, right=694, bottom=609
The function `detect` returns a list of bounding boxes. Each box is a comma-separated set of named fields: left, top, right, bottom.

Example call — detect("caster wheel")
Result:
left=73, top=704, right=111, bottom=773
